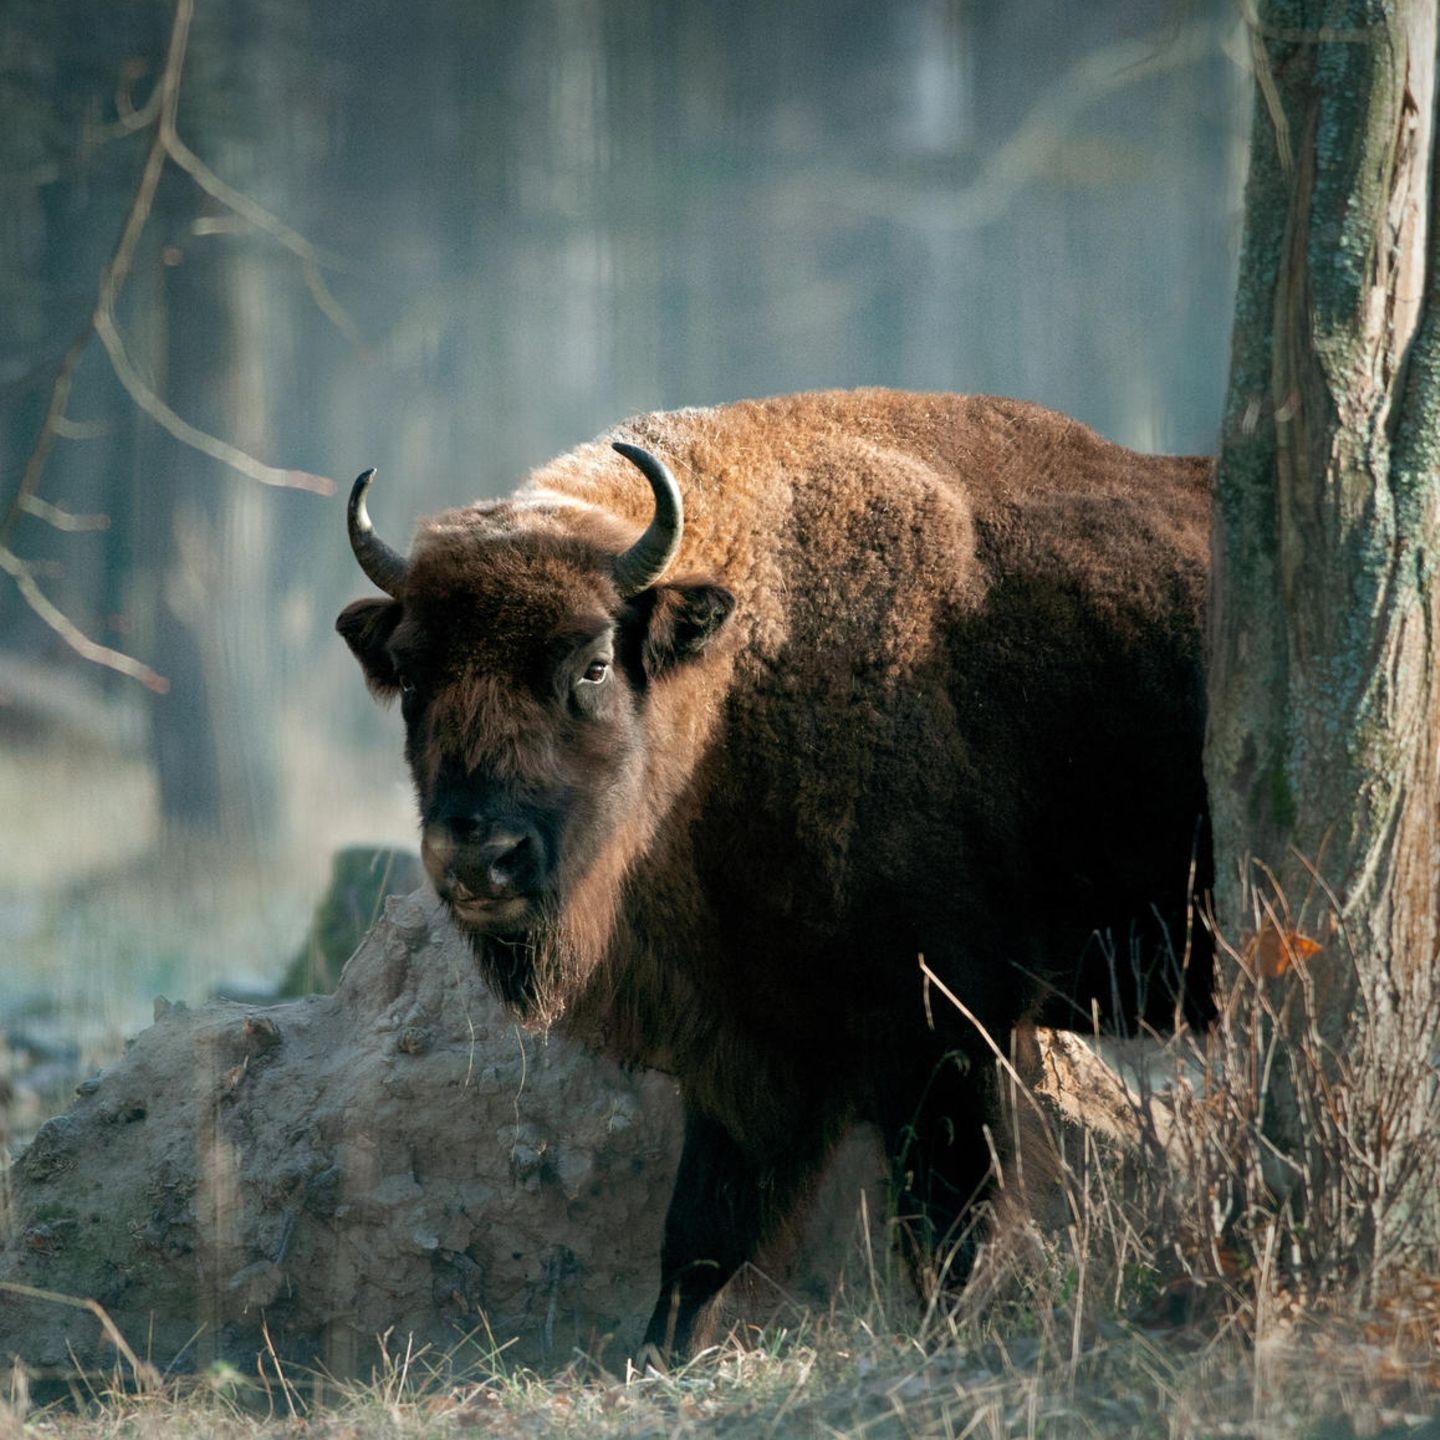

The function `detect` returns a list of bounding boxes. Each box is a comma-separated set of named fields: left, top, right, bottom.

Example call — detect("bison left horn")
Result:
left=347, top=468, right=409, bottom=597
left=611, top=442, right=684, bottom=596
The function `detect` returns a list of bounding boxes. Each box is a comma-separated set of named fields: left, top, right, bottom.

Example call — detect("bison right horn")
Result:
left=347, top=468, right=409, bottom=598
left=611, top=443, right=684, bottom=596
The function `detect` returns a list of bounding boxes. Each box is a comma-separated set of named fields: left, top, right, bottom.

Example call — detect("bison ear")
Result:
left=635, top=581, right=736, bottom=678
left=336, top=598, right=403, bottom=698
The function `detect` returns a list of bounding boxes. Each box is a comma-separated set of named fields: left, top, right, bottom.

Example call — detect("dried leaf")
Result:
left=1246, top=925, right=1323, bottom=978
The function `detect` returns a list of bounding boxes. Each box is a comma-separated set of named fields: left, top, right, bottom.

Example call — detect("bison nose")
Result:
left=476, top=826, right=538, bottom=896
left=428, top=813, right=546, bottom=901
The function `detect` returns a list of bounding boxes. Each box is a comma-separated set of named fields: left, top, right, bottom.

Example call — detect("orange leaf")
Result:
left=1246, top=926, right=1322, bottom=978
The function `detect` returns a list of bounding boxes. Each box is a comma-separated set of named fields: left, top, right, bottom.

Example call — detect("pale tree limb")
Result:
left=0, top=0, right=193, bottom=688
left=20, top=495, right=110, bottom=532
left=300, top=255, right=366, bottom=351
left=2, top=0, right=346, bottom=690
left=93, top=307, right=334, bottom=494
left=0, top=548, right=168, bottom=693
left=814, top=20, right=1233, bottom=232
left=0, top=0, right=193, bottom=552
left=111, top=58, right=163, bottom=133
left=161, top=129, right=348, bottom=271
left=941, top=20, right=1225, bottom=231
left=96, top=75, right=162, bottom=141
left=87, top=0, right=338, bottom=490
left=160, top=127, right=363, bottom=347
left=49, top=415, right=109, bottom=441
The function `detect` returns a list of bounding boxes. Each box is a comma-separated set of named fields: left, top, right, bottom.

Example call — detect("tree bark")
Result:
left=1206, top=0, right=1440, bottom=1216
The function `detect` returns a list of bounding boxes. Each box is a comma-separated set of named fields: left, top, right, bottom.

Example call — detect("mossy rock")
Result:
left=279, top=846, right=424, bottom=997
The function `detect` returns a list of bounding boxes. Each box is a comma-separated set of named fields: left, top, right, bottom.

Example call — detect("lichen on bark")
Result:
left=1206, top=0, right=1440, bottom=1201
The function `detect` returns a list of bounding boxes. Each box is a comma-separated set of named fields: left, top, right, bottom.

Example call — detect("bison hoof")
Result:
left=629, top=1341, right=669, bottom=1378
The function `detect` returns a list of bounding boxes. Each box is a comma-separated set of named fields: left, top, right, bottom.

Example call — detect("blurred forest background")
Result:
left=0, top=0, right=1247, bottom=1114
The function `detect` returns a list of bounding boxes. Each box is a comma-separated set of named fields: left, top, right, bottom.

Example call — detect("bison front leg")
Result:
left=880, top=1047, right=997, bottom=1296
left=641, top=1106, right=812, bottom=1364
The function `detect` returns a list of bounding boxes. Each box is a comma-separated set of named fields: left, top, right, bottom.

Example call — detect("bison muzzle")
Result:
left=337, top=388, right=1211, bottom=1359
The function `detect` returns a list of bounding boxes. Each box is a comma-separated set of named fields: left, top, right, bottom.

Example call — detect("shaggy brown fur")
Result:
left=337, top=388, right=1211, bottom=1358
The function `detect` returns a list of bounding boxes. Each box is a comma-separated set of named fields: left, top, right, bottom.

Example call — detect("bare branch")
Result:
left=0, top=338, right=83, bottom=551
left=302, top=255, right=366, bottom=351
left=49, top=415, right=109, bottom=440
left=20, top=495, right=111, bottom=532
left=160, top=125, right=364, bottom=348
left=2, top=0, right=341, bottom=692
left=0, top=0, right=191, bottom=553
left=93, top=81, right=162, bottom=142
left=951, top=21, right=1223, bottom=228
left=0, top=547, right=168, bottom=693
left=114, top=58, right=162, bottom=130
left=822, top=20, right=1231, bottom=232
left=93, top=308, right=334, bottom=495
left=161, top=129, right=348, bottom=271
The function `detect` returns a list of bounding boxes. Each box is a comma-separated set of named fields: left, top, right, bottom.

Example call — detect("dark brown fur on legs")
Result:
left=878, top=1046, right=997, bottom=1296
left=337, top=389, right=1213, bottom=1361
left=641, top=1101, right=838, bottom=1359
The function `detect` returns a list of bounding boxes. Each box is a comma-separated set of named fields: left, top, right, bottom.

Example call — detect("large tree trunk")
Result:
left=1205, top=1, right=1440, bottom=1247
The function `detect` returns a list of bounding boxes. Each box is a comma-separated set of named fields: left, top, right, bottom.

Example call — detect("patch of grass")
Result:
left=3, top=1299, right=1439, bottom=1439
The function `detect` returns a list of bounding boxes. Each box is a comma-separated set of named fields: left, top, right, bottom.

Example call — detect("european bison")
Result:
left=337, top=388, right=1210, bottom=1358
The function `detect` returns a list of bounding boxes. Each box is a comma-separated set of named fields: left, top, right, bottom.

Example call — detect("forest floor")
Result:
left=5, top=1300, right=1440, bottom=1439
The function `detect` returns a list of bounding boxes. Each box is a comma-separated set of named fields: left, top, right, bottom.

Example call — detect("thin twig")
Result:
left=49, top=415, right=108, bottom=441
left=159, top=118, right=364, bottom=348
left=824, top=20, right=1229, bottom=232
left=2, top=0, right=341, bottom=689
left=93, top=307, right=333, bottom=494
left=0, top=547, right=168, bottom=692
left=161, top=130, right=348, bottom=270
left=20, top=494, right=110, bottom=532
left=86, top=0, right=333, bottom=492
left=0, top=0, right=191, bottom=549
left=301, top=254, right=366, bottom=350
left=0, top=1281, right=162, bottom=1392
left=0, top=0, right=193, bottom=689
left=95, top=81, right=162, bottom=141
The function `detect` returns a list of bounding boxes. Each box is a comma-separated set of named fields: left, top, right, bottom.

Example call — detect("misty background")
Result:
left=0, top=0, right=1247, bottom=1091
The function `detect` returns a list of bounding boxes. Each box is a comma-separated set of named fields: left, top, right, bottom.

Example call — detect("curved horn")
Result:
left=610, top=442, right=684, bottom=596
left=347, top=468, right=408, bottom=597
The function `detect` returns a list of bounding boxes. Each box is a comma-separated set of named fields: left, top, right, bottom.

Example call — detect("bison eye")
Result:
left=398, top=676, right=417, bottom=711
left=579, top=659, right=610, bottom=686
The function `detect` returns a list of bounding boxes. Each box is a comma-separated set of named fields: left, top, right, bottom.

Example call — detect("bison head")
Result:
left=336, top=443, right=734, bottom=1021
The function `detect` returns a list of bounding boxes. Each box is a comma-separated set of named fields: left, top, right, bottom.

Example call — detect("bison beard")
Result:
left=469, top=918, right=577, bottom=1028
left=471, top=930, right=545, bottom=1018
left=337, top=388, right=1212, bottom=1363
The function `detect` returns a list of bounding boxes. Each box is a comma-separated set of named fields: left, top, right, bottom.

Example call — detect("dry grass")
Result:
left=2, top=1291, right=1438, bottom=1438
left=6, top=924, right=1440, bottom=1438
